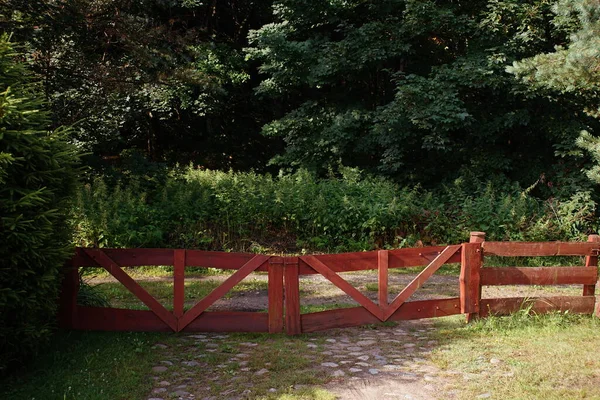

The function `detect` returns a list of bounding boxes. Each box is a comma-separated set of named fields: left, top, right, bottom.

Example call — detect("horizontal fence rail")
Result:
left=58, top=233, right=600, bottom=334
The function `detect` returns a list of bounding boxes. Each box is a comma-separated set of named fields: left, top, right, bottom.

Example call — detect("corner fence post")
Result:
left=584, top=235, right=600, bottom=312
left=460, top=232, right=485, bottom=322
left=58, top=251, right=79, bottom=329
left=284, top=257, right=301, bottom=335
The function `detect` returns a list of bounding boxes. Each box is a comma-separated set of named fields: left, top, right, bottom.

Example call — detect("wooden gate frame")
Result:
left=58, top=233, right=600, bottom=334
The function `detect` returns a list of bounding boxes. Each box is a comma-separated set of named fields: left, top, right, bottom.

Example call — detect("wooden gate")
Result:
left=58, top=233, right=600, bottom=334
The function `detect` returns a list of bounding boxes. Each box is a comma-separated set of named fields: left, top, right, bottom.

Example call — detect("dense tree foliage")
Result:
left=0, top=35, right=78, bottom=373
left=248, top=0, right=600, bottom=189
left=1, top=0, right=279, bottom=171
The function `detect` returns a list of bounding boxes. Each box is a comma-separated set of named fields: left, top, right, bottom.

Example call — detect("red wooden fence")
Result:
left=58, top=232, right=600, bottom=334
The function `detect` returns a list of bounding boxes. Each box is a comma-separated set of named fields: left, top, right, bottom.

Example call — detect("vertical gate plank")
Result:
left=268, top=262, right=285, bottom=333
left=285, top=260, right=301, bottom=335
left=584, top=234, right=599, bottom=297
left=174, top=250, right=186, bottom=319
left=58, top=255, right=79, bottom=329
left=378, top=250, right=389, bottom=307
left=465, top=232, right=484, bottom=322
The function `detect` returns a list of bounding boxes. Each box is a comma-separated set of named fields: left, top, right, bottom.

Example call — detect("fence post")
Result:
left=268, top=257, right=285, bottom=333
left=57, top=251, right=79, bottom=329
left=378, top=250, right=389, bottom=307
left=174, top=250, right=186, bottom=329
left=584, top=235, right=600, bottom=302
left=460, top=232, right=485, bottom=322
left=284, top=257, right=301, bottom=335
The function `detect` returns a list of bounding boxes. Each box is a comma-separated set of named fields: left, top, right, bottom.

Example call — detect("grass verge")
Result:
left=0, top=330, right=172, bottom=400
left=431, top=311, right=600, bottom=399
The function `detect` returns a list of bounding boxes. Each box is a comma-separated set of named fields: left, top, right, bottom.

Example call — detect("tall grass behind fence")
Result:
left=72, top=166, right=598, bottom=252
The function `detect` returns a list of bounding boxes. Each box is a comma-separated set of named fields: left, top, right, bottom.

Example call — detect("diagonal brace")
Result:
left=302, top=255, right=385, bottom=321
left=177, top=255, right=269, bottom=331
left=83, top=248, right=178, bottom=331
left=383, top=245, right=461, bottom=320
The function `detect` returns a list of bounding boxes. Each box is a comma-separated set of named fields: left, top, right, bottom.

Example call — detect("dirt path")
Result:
left=146, top=320, right=454, bottom=400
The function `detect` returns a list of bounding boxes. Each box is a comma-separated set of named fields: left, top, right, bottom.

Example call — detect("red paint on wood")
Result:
left=181, top=311, right=269, bottom=332
left=268, top=262, right=285, bottom=333
left=302, top=255, right=384, bottom=321
left=460, top=243, right=481, bottom=315
left=480, top=267, right=597, bottom=286
left=284, top=261, right=301, bottom=335
left=378, top=250, right=389, bottom=307
left=384, top=245, right=461, bottom=320
left=174, top=250, right=185, bottom=320
left=482, top=242, right=600, bottom=257
left=74, top=306, right=173, bottom=332
left=479, top=296, right=595, bottom=317
left=74, top=248, right=174, bottom=267
left=301, top=298, right=462, bottom=333
left=58, top=258, right=79, bottom=329
left=185, top=250, right=266, bottom=271
left=83, top=249, right=178, bottom=331
left=178, top=255, right=268, bottom=331
left=584, top=235, right=600, bottom=296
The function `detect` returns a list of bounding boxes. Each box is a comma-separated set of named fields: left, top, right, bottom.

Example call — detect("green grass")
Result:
left=93, top=278, right=268, bottom=310
left=431, top=311, right=600, bottom=399
left=0, top=330, right=172, bottom=400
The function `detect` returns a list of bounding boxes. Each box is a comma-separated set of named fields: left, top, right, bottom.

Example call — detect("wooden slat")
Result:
left=83, top=249, right=178, bottom=331
left=74, top=248, right=174, bottom=267
left=378, top=250, right=389, bottom=307
left=268, top=263, right=284, bottom=333
left=301, top=298, right=462, bottom=333
left=460, top=242, right=481, bottom=314
left=584, top=235, right=599, bottom=296
left=302, top=255, right=384, bottom=321
left=185, top=250, right=265, bottom=271
left=383, top=245, right=461, bottom=320
left=178, top=255, right=268, bottom=331
left=284, top=261, right=301, bottom=335
left=480, top=267, right=597, bottom=286
left=482, top=242, right=599, bottom=257
left=181, top=311, right=268, bottom=333
left=479, top=296, right=596, bottom=317
left=173, top=250, right=185, bottom=319
left=296, top=246, right=462, bottom=274
left=73, top=306, right=172, bottom=332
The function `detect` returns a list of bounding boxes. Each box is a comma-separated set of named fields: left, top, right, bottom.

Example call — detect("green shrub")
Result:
left=72, top=163, right=598, bottom=253
left=0, top=35, right=79, bottom=373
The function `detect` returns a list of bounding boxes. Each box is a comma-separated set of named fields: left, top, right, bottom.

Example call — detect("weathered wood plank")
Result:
left=383, top=245, right=461, bottom=320
left=302, top=255, right=384, bottom=321
left=58, top=259, right=79, bottom=329
left=479, top=296, right=596, bottom=317
left=584, top=235, right=599, bottom=296
left=268, top=262, right=285, bottom=333
left=482, top=242, right=599, bottom=257
left=173, top=250, right=185, bottom=319
left=75, top=248, right=174, bottom=267
left=73, top=306, right=172, bottom=332
left=460, top=242, right=481, bottom=314
left=284, top=261, right=301, bottom=335
left=378, top=250, right=389, bottom=307
left=181, top=311, right=268, bottom=333
left=301, top=298, right=462, bottom=333
left=480, top=267, right=597, bottom=286
left=83, top=248, right=177, bottom=331
left=177, top=255, right=269, bottom=331
left=186, top=250, right=265, bottom=271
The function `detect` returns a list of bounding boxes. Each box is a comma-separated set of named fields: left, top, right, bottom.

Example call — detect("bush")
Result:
left=72, top=164, right=598, bottom=253
left=0, top=35, right=79, bottom=373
